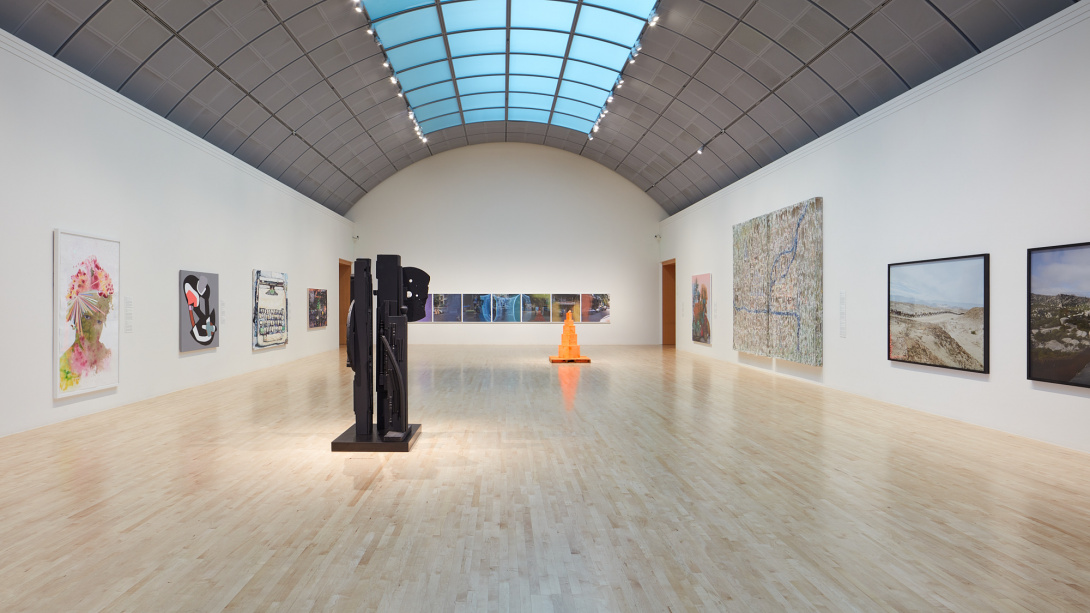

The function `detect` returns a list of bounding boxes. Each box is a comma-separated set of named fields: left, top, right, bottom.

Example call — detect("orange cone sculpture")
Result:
left=550, top=311, right=591, bottom=363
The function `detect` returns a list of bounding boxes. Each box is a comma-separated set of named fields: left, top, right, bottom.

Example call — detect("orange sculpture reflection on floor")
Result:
left=550, top=310, right=591, bottom=363
left=557, top=365, right=580, bottom=411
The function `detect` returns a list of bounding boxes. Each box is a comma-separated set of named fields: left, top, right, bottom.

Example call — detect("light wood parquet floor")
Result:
left=1, top=345, right=1089, bottom=612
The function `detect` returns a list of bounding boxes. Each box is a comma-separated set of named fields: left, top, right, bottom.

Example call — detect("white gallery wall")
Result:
left=346, top=142, right=667, bottom=344
left=0, top=31, right=354, bottom=438
left=660, top=4, right=1090, bottom=453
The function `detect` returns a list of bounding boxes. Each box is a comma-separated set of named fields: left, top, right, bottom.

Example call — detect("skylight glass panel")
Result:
left=510, top=54, right=562, bottom=78
left=366, top=0, right=433, bottom=20
left=420, top=114, right=462, bottom=133
left=509, top=75, right=558, bottom=95
left=405, top=80, right=456, bottom=107
left=509, top=30, right=570, bottom=56
left=558, top=80, right=608, bottom=107
left=550, top=113, right=594, bottom=132
left=509, top=108, right=550, bottom=123
left=568, top=36, right=629, bottom=68
left=385, top=37, right=447, bottom=69
left=457, top=76, right=506, bottom=95
left=453, top=55, right=506, bottom=78
left=509, top=92, right=554, bottom=111
left=373, top=8, right=440, bottom=48
left=583, top=0, right=656, bottom=19
left=463, top=108, right=505, bottom=123
left=563, top=60, right=618, bottom=90
left=554, top=98, right=600, bottom=122
left=448, top=30, right=506, bottom=56
left=414, top=97, right=461, bottom=122
left=575, top=6, right=645, bottom=46
left=461, top=92, right=505, bottom=110
left=397, top=62, right=452, bottom=90
left=441, top=0, right=506, bottom=31
left=510, top=0, right=576, bottom=31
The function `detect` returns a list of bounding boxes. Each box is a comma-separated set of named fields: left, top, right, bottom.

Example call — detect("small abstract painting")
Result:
left=55, top=230, right=120, bottom=398
left=462, top=294, right=492, bottom=322
left=432, top=293, right=461, bottom=322
left=889, top=254, right=988, bottom=373
left=180, top=270, right=219, bottom=352
left=521, top=294, right=551, bottom=322
left=253, top=270, right=288, bottom=348
left=308, top=288, right=328, bottom=329
left=492, top=294, right=521, bottom=322
left=581, top=294, right=611, bottom=323
left=692, top=274, right=711, bottom=344
left=1028, top=242, right=1090, bottom=388
left=551, top=294, right=581, bottom=322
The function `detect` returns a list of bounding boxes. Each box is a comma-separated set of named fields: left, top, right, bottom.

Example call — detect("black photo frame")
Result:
left=888, top=253, right=990, bottom=374
left=1028, top=241, right=1090, bottom=389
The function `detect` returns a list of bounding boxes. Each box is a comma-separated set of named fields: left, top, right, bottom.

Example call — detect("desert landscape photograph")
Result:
left=1029, top=242, right=1090, bottom=387
left=888, top=254, right=989, bottom=373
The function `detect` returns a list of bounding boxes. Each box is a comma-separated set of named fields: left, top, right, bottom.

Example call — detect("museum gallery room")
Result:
left=3, top=0, right=1090, bottom=610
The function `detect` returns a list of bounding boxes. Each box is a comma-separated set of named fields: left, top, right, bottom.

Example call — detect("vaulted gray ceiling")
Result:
left=1, top=0, right=1078, bottom=215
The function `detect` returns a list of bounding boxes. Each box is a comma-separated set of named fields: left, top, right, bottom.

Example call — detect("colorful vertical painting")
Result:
left=692, top=275, right=711, bottom=344
left=733, top=197, right=823, bottom=366
left=432, top=293, right=461, bottom=322
left=521, top=294, right=551, bottom=322
left=551, top=294, right=581, bottom=323
left=1028, top=241, right=1090, bottom=388
left=179, top=270, right=219, bottom=352
left=308, top=288, right=328, bottom=329
left=581, top=294, right=611, bottom=323
left=462, top=294, right=492, bottom=322
left=253, top=270, right=288, bottom=348
left=55, top=230, right=120, bottom=398
left=492, top=294, right=521, bottom=322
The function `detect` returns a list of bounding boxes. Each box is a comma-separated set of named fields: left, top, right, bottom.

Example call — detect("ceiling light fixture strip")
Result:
left=589, top=2, right=657, bottom=141
left=356, top=2, right=431, bottom=144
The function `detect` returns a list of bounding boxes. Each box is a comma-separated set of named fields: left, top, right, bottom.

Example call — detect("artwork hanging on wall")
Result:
left=1028, top=241, right=1090, bottom=388
left=552, top=294, right=581, bottom=323
left=179, top=270, right=219, bottom=352
left=888, top=254, right=989, bottom=373
left=462, top=294, right=492, bottom=322
left=253, top=270, right=288, bottom=348
left=521, top=294, right=551, bottom=322
left=492, top=294, right=521, bottom=322
left=414, top=294, right=433, bottom=322
left=581, top=294, right=611, bottom=323
left=732, top=197, right=823, bottom=366
left=692, top=275, right=711, bottom=344
left=308, top=288, right=328, bottom=329
left=55, top=230, right=120, bottom=398
left=432, top=293, right=461, bottom=322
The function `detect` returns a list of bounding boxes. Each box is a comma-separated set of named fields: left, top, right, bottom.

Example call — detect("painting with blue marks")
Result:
left=733, top=198, right=823, bottom=366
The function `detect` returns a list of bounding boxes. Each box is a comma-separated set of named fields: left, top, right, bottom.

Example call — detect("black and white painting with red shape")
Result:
left=180, top=271, right=219, bottom=352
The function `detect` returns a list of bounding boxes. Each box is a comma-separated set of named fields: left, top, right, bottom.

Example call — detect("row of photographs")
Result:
left=414, top=294, right=610, bottom=324
left=885, top=241, right=1090, bottom=390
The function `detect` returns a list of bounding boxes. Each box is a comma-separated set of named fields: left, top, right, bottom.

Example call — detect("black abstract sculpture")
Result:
left=333, top=255, right=429, bottom=452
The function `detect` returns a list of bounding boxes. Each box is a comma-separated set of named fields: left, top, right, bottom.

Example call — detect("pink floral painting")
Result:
left=55, top=230, right=120, bottom=398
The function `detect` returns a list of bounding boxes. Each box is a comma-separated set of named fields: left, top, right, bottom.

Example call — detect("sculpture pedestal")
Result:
left=331, top=423, right=421, bottom=452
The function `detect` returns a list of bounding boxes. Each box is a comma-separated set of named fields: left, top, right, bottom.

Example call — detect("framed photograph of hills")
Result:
left=1028, top=242, right=1090, bottom=388
left=888, top=254, right=989, bottom=373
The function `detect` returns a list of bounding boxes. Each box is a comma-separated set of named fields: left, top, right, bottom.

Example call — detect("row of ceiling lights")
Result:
left=590, top=11, right=658, bottom=141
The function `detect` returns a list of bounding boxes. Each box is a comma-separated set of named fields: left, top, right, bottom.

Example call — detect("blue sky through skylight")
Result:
left=363, top=0, right=657, bottom=135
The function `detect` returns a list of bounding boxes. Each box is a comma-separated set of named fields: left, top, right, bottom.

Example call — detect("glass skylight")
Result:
left=359, top=0, right=658, bottom=136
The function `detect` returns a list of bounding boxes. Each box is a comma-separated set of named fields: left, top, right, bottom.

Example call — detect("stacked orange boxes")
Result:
left=550, top=311, right=591, bottom=363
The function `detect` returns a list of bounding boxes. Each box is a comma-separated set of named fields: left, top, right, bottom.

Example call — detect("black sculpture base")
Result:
left=331, top=423, right=421, bottom=452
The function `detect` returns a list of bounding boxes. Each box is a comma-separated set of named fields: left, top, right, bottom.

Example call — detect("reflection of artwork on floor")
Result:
left=889, top=255, right=988, bottom=373
left=253, top=270, right=288, bottom=348
left=521, top=294, right=550, bottom=322
left=1028, top=242, right=1090, bottom=388
left=492, top=294, right=521, bottom=322
left=55, top=230, right=120, bottom=398
left=462, top=294, right=492, bottom=322
left=432, top=293, right=461, bottom=322
left=180, top=270, right=219, bottom=352
left=581, top=294, right=610, bottom=323
left=551, top=294, right=581, bottom=322
left=692, top=275, right=711, bottom=344
left=308, top=288, right=328, bottom=329
left=415, top=294, right=433, bottom=323
left=733, top=197, right=823, bottom=366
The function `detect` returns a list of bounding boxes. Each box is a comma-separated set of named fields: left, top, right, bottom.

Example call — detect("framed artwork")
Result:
left=888, top=254, right=989, bottom=373
left=308, top=288, right=328, bottom=329
left=253, top=270, right=288, bottom=348
left=1028, top=242, right=1090, bottom=388
left=55, top=230, right=120, bottom=398
left=581, top=294, right=611, bottom=323
left=492, top=294, right=521, bottom=322
left=413, top=294, right=433, bottom=323
left=432, top=293, right=461, bottom=322
left=692, top=274, right=711, bottom=344
left=521, top=294, right=550, bottom=322
left=180, top=271, right=219, bottom=352
left=462, top=294, right=492, bottom=322
left=551, top=294, right=580, bottom=322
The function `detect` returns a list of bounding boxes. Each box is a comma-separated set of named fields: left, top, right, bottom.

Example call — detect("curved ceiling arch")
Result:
left=0, top=0, right=1078, bottom=215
